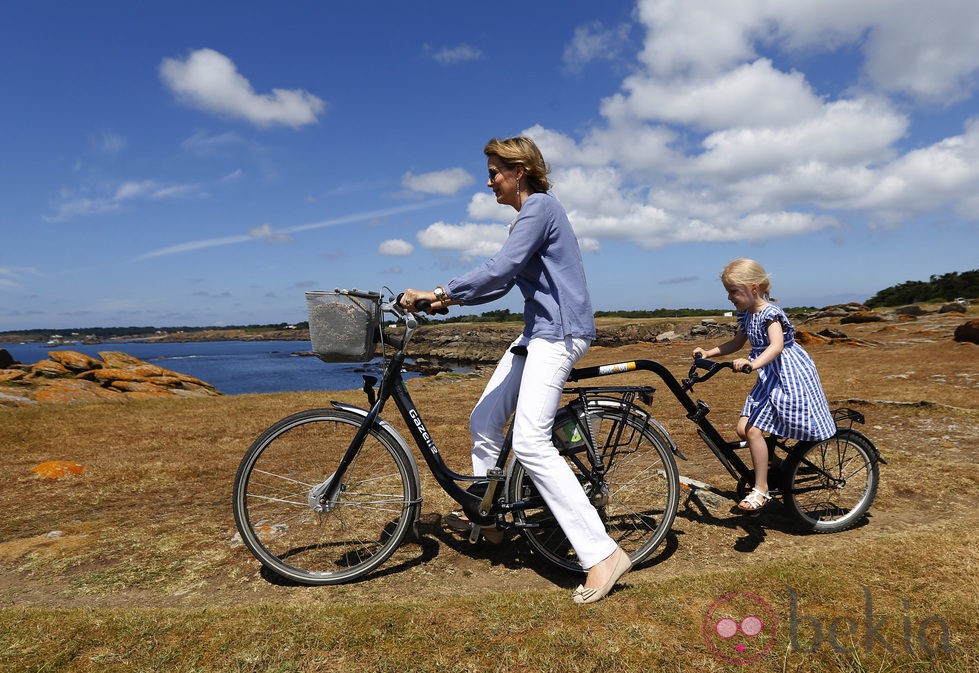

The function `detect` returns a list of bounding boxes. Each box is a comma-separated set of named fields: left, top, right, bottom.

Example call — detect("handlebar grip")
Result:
left=739, top=363, right=752, bottom=373
left=693, top=356, right=717, bottom=370
left=415, top=299, right=448, bottom=314
left=397, top=293, right=448, bottom=315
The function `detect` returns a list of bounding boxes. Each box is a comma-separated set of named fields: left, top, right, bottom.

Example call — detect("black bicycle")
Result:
left=569, top=356, right=884, bottom=533
left=232, top=289, right=681, bottom=585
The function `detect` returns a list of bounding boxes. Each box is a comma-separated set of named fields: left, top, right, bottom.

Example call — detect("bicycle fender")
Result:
left=329, top=401, right=425, bottom=501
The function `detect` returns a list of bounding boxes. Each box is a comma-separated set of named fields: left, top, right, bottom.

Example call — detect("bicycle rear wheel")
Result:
left=232, top=408, right=419, bottom=585
left=782, top=428, right=880, bottom=533
left=505, top=402, right=680, bottom=573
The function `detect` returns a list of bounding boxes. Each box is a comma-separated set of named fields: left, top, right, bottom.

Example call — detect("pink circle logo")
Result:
left=703, top=592, right=779, bottom=665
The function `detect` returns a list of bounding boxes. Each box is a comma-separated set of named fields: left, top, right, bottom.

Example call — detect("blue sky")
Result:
left=3, top=1, right=978, bottom=331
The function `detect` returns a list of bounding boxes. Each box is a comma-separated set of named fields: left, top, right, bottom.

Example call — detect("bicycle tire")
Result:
left=505, top=401, right=680, bottom=573
left=782, top=428, right=880, bottom=533
left=232, top=407, right=419, bottom=585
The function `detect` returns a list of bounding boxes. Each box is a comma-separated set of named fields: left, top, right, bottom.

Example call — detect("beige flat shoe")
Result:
left=573, top=546, right=632, bottom=605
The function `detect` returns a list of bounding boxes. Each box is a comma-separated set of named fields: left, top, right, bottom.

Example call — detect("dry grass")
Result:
left=1, top=311, right=977, bottom=672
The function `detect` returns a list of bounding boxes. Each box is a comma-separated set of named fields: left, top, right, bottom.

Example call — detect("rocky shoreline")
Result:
left=4, top=302, right=974, bottom=407
left=0, top=349, right=221, bottom=407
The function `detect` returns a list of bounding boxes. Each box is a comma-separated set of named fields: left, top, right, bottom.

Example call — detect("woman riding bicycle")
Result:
left=400, top=135, right=631, bottom=604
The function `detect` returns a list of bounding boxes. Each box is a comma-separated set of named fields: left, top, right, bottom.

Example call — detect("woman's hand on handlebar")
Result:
left=692, top=347, right=709, bottom=359
left=399, top=288, right=449, bottom=315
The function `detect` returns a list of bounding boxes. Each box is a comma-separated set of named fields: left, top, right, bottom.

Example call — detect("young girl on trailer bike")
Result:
left=693, top=258, right=836, bottom=513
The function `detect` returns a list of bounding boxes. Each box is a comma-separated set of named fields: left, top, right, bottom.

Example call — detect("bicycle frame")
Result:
left=569, top=357, right=753, bottom=484
left=571, top=356, right=881, bottom=499
left=319, top=301, right=505, bottom=527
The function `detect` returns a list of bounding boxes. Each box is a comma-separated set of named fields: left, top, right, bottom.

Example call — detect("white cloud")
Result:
left=47, top=178, right=205, bottom=222
left=135, top=200, right=453, bottom=261
left=0, top=266, right=40, bottom=290
left=97, top=131, right=126, bottom=155
left=414, top=1, right=979, bottom=258
left=608, top=59, right=825, bottom=130
left=466, top=192, right=513, bottom=221
left=160, top=48, right=325, bottom=128
left=426, top=44, right=483, bottom=64
left=402, top=168, right=475, bottom=195
left=634, top=0, right=979, bottom=103
left=693, top=98, right=908, bottom=178
left=180, top=130, right=246, bottom=155
left=249, top=223, right=292, bottom=242
left=563, top=21, right=631, bottom=72
left=379, top=239, right=414, bottom=256
left=417, top=222, right=509, bottom=260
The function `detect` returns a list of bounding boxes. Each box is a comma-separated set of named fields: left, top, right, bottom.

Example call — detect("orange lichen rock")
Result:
left=32, top=460, right=86, bottom=479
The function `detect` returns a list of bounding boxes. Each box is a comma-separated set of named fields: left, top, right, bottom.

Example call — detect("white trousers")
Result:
left=469, top=335, right=617, bottom=569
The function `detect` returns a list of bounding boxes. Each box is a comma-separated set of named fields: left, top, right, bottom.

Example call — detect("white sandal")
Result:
left=738, top=488, right=772, bottom=512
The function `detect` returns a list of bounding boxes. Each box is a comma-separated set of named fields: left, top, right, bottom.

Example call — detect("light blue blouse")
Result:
left=446, top=191, right=595, bottom=340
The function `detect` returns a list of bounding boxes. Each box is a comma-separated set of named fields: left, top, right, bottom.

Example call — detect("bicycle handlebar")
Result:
left=684, top=357, right=752, bottom=390
left=394, top=293, right=449, bottom=315
left=692, top=357, right=752, bottom=374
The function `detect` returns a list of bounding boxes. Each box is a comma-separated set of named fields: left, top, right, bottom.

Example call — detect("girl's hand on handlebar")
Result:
left=733, top=358, right=753, bottom=373
left=692, top=347, right=708, bottom=359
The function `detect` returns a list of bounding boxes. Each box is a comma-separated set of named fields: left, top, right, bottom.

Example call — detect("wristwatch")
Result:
left=434, top=286, right=449, bottom=303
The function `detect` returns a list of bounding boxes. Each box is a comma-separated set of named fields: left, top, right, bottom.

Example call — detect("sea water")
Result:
left=1, top=340, right=420, bottom=395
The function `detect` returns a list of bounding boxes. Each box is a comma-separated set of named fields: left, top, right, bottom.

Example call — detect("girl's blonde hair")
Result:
left=721, top=258, right=776, bottom=301
left=484, top=136, right=551, bottom=193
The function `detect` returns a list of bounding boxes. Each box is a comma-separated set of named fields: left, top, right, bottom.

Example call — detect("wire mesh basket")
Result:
left=305, top=290, right=382, bottom=362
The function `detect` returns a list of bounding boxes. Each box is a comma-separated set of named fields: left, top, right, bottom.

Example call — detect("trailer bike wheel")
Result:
left=232, top=408, right=419, bottom=585
left=782, top=428, right=880, bottom=533
left=505, top=403, right=680, bottom=573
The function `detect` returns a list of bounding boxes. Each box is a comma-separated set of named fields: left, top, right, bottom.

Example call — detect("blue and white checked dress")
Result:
left=739, top=304, right=836, bottom=441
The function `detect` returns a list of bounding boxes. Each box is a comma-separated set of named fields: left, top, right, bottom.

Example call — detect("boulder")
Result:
left=98, top=351, right=147, bottom=368
left=795, top=331, right=831, bottom=345
left=953, top=319, right=979, bottom=344
left=840, top=311, right=885, bottom=324
left=0, top=349, right=221, bottom=404
left=939, top=303, right=967, bottom=314
left=31, top=359, right=72, bottom=377
left=0, top=369, right=27, bottom=382
left=32, top=460, right=85, bottom=479
left=89, top=367, right=151, bottom=384
left=893, top=305, right=926, bottom=316
left=34, top=379, right=124, bottom=403
left=0, top=391, right=36, bottom=407
left=48, top=350, right=103, bottom=371
left=0, top=348, right=15, bottom=368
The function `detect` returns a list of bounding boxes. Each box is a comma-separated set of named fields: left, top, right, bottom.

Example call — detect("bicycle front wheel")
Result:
left=505, top=403, right=680, bottom=573
left=232, top=407, right=419, bottom=585
left=782, top=428, right=880, bottom=533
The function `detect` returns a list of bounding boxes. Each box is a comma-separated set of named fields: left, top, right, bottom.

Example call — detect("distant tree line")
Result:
left=5, top=270, right=974, bottom=340
left=0, top=323, right=300, bottom=342
left=865, top=270, right=978, bottom=308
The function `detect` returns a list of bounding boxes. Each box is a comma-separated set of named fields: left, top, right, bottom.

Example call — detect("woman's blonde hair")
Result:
left=484, top=136, right=551, bottom=193
left=721, top=258, right=775, bottom=301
